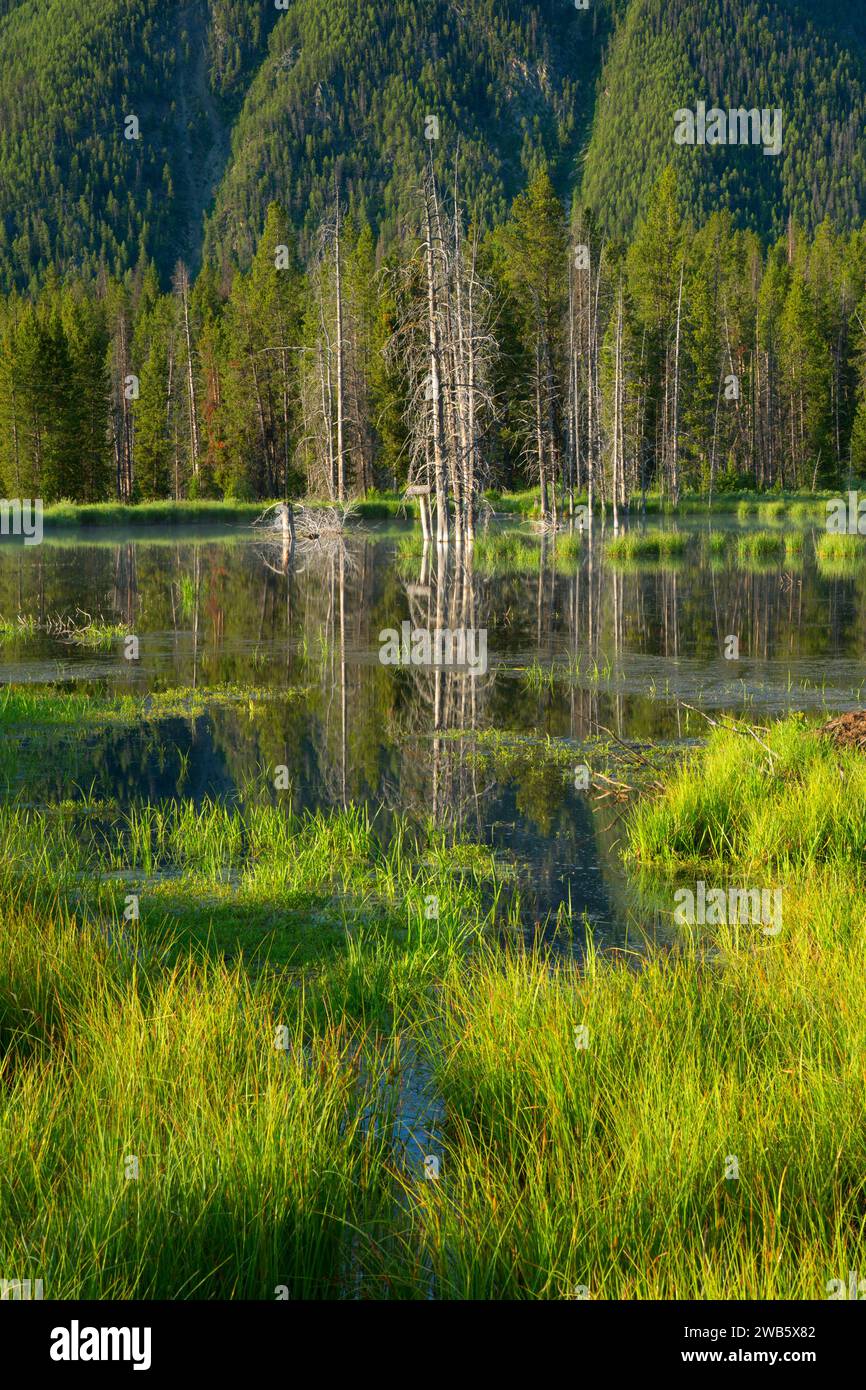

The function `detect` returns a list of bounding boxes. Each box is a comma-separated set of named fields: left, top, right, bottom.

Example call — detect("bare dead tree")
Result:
left=390, top=153, right=497, bottom=548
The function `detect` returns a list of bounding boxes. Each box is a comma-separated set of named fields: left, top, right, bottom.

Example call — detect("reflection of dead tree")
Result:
left=111, top=541, right=139, bottom=627
left=387, top=543, right=493, bottom=837
left=318, top=545, right=352, bottom=808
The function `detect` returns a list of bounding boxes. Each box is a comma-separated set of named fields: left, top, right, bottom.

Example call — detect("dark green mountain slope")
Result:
left=0, top=0, right=605, bottom=290
left=202, top=0, right=604, bottom=268
left=580, top=0, right=866, bottom=240
left=3, top=0, right=866, bottom=295
left=0, top=0, right=274, bottom=291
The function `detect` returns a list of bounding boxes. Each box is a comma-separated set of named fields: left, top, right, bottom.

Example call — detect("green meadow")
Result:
left=1, top=689, right=863, bottom=1298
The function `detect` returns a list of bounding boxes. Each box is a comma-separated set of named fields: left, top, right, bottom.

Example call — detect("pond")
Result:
left=0, top=517, right=861, bottom=952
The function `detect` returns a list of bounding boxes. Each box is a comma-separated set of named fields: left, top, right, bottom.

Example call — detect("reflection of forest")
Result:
left=2, top=527, right=865, bottom=829
left=4, top=528, right=864, bottom=940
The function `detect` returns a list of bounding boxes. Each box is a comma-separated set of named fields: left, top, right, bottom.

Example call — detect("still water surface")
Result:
left=0, top=519, right=861, bottom=948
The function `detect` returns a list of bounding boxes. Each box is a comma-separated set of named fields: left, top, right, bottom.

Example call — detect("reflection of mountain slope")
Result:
left=20, top=715, right=238, bottom=808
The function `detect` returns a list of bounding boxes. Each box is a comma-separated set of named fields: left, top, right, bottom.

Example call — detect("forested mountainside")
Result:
left=0, top=0, right=604, bottom=291
left=200, top=0, right=605, bottom=271
left=0, top=0, right=274, bottom=291
left=3, top=2, right=866, bottom=509
left=3, top=0, right=866, bottom=293
left=581, top=0, right=866, bottom=241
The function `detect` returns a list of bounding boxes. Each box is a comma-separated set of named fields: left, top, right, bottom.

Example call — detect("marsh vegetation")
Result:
left=1, top=512, right=864, bottom=1298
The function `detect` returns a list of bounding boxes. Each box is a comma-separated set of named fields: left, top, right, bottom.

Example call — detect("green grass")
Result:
left=626, top=713, right=866, bottom=871
left=519, top=652, right=619, bottom=692
left=42, top=499, right=270, bottom=528
left=784, top=532, right=805, bottom=556
left=38, top=495, right=416, bottom=529
left=759, top=499, right=788, bottom=522
left=30, top=488, right=851, bottom=532
left=736, top=530, right=784, bottom=565
left=471, top=531, right=542, bottom=574
left=398, top=525, right=583, bottom=576
left=408, top=891, right=865, bottom=1297
left=553, top=529, right=584, bottom=566
left=0, top=614, right=39, bottom=643
left=706, top=528, right=733, bottom=556
left=1, top=682, right=864, bottom=1298
left=64, top=617, right=132, bottom=650
left=483, top=488, right=540, bottom=516
left=788, top=500, right=825, bottom=524
left=0, top=792, right=510, bottom=984
left=606, top=530, right=688, bottom=562
left=0, top=685, right=294, bottom=736
left=520, top=658, right=556, bottom=693
left=0, top=897, right=400, bottom=1298
left=815, top=532, right=866, bottom=570
left=340, top=492, right=416, bottom=520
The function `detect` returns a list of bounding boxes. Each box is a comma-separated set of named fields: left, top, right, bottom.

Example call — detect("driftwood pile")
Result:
left=252, top=502, right=359, bottom=573
left=254, top=502, right=357, bottom=547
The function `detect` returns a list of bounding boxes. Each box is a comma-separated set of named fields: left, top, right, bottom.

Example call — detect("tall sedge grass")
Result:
left=0, top=899, right=398, bottom=1298
left=815, top=532, right=865, bottom=570
left=606, top=530, right=688, bottom=562
left=3, top=831, right=861, bottom=1299
left=402, top=896, right=866, bottom=1298
left=0, top=685, right=275, bottom=729
left=759, top=499, right=788, bottom=522
left=2, top=684, right=864, bottom=1297
left=42, top=499, right=269, bottom=527
left=30, top=489, right=845, bottom=531
left=788, top=500, right=825, bottom=524
left=784, top=532, right=805, bottom=556
left=471, top=532, right=541, bottom=573
left=553, top=530, right=584, bottom=565
left=737, top=530, right=784, bottom=562
left=0, top=797, right=509, bottom=987
left=483, top=488, right=540, bottom=515
left=626, top=715, right=866, bottom=871
left=40, top=496, right=416, bottom=528
left=395, top=716, right=866, bottom=1297
left=0, top=614, right=39, bottom=643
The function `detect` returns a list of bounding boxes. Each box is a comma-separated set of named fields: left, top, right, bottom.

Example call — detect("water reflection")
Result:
left=0, top=522, right=862, bottom=943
